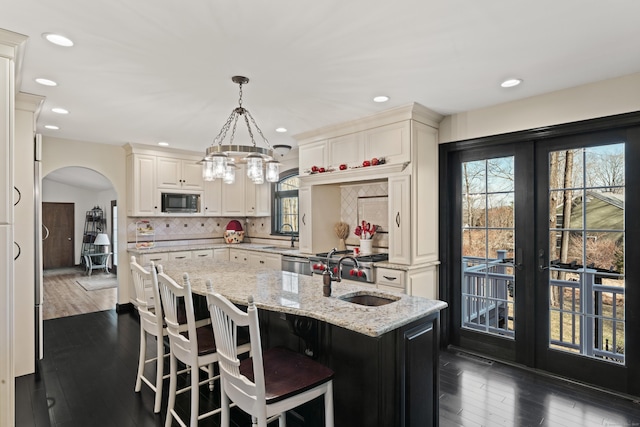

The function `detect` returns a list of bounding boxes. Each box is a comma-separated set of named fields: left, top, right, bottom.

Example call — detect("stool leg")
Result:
left=153, top=336, right=164, bottom=413
left=208, top=363, right=215, bottom=391
left=221, top=386, right=230, bottom=427
left=325, top=382, right=334, bottom=427
left=279, top=412, right=287, bottom=427
left=135, top=326, right=146, bottom=392
left=165, top=354, right=177, bottom=427
left=190, top=362, right=199, bottom=427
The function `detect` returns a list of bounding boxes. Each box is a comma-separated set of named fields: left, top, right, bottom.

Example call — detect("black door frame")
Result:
left=439, top=111, right=640, bottom=395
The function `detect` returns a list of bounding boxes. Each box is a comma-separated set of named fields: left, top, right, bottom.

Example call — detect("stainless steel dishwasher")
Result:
left=281, top=255, right=311, bottom=276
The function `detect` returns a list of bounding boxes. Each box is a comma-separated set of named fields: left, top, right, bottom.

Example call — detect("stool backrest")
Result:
left=130, top=256, right=162, bottom=332
left=154, top=266, right=198, bottom=365
left=206, top=281, right=266, bottom=411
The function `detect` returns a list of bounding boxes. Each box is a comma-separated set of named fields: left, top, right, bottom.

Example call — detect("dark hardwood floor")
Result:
left=15, top=309, right=640, bottom=426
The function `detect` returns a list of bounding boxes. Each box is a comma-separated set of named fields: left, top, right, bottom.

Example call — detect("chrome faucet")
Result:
left=281, top=223, right=296, bottom=248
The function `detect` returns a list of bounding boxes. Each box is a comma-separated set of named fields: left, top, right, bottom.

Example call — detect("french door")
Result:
left=442, top=122, right=640, bottom=395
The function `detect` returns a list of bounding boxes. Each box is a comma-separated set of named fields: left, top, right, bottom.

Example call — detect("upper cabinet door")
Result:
left=328, top=133, right=363, bottom=169
left=157, top=157, right=181, bottom=189
left=180, top=160, right=204, bottom=190
left=157, top=157, right=204, bottom=190
left=364, top=121, right=411, bottom=165
left=299, top=140, right=328, bottom=173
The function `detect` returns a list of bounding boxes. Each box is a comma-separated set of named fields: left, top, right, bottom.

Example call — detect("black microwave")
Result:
left=161, top=193, right=200, bottom=213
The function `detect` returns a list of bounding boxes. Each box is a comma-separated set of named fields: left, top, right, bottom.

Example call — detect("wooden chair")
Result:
left=130, top=256, right=167, bottom=413
left=154, top=265, right=250, bottom=427
left=205, top=280, right=335, bottom=427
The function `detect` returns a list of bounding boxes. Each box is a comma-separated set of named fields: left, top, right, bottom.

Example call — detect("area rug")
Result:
left=75, top=274, right=118, bottom=291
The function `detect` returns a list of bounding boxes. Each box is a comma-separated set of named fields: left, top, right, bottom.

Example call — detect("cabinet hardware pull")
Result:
left=260, top=260, right=265, bottom=264
left=383, top=275, right=397, bottom=281
left=198, top=254, right=207, bottom=257
left=151, top=258, right=162, bottom=261
left=14, top=242, right=21, bottom=260
left=395, top=212, right=401, bottom=227
left=175, top=256, right=186, bottom=259
left=14, top=186, right=21, bottom=206
left=42, top=224, right=50, bottom=241
left=302, top=214, right=306, bottom=226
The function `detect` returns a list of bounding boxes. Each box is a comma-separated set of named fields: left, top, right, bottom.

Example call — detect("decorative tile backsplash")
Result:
left=341, top=182, right=389, bottom=248
left=127, top=216, right=272, bottom=243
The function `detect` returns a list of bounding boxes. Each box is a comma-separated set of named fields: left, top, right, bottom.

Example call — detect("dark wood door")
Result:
left=42, top=202, right=75, bottom=269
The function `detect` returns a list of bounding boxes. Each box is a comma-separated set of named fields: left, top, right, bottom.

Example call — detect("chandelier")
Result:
left=202, top=76, right=280, bottom=184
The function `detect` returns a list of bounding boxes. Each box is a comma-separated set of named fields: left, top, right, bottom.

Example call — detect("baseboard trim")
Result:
left=115, top=302, right=134, bottom=314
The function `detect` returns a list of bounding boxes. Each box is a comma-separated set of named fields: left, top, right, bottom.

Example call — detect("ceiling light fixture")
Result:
left=273, top=144, right=292, bottom=157
left=501, top=78, right=522, bottom=88
left=35, top=78, right=57, bottom=87
left=44, top=125, right=59, bottom=130
left=373, top=95, right=389, bottom=103
left=52, top=107, right=69, bottom=114
left=42, top=33, right=74, bottom=47
left=202, top=76, right=280, bottom=185
left=275, top=127, right=287, bottom=133
left=158, top=142, right=169, bottom=146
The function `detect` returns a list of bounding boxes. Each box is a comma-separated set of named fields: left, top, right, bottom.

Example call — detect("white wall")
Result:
left=42, top=177, right=116, bottom=264
left=439, top=72, right=640, bottom=143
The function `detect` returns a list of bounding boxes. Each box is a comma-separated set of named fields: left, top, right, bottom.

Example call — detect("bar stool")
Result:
left=206, top=280, right=335, bottom=427
left=154, top=266, right=250, bottom=427
left=130, top=256, right=167, bottom=413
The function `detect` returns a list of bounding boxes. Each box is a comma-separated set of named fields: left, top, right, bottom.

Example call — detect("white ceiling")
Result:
left=3, top=1, right=640, bottom=156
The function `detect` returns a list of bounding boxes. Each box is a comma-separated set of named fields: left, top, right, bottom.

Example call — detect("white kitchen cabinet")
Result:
left=192, top=249, right=213, bottom=259
left=388, top=174, right=411, bottom=264
left=203, top=179, right=222, bottom=216
left=139, top=252, right=168, bottom=266
left=213, top=248, right=229, bottom=261
left=229, top=248, right=249, bottom=264
left=168, top=251, right=192, bottom=261
left=376, top=267, right=406, bottom=293
left=406, top=264, right=439, bottom=300
left=127, top=154, right=158, bottom=216
left=299, top=140, right=328, bottom=173
left=328, top=133, right=362, bottom=168
left=157, top=157, right=204, bottom=190
left=246, top=179, right=271, bottom=216
left=363, top=121, right=411, bottom=165
left=248, top=252, right=281, bottom=269
left=221, top=166, right=247, bottom=216
left=298, top=184, right=341, bottom=254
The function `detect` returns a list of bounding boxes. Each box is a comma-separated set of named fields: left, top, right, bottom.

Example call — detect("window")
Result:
left=272, top=169, right=299, bottom=236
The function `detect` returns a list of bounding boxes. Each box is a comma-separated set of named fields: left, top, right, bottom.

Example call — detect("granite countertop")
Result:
left=128, top=242, right=309, bottom=259
left=160, top=258, right=447, bottom=338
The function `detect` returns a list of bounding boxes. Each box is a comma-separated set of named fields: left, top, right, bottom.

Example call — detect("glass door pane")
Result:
left=546, top=144, right=625, bottom=363
left=461, top=157, right=516, bottom=337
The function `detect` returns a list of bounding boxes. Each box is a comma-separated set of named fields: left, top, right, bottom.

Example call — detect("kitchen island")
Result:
left=161, top=258, right=447, bottom=427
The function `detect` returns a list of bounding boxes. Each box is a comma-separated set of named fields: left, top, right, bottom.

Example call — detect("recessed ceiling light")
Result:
left=44, top=125, right=59, bottom=130
left=501, top=78, right=522, bottom=88
left=373, top=95, right=389, bottom=103
left=52, top=107, right=69, bottom=114
left=35, top=78, right=57, bottom=87
left=42, top=33, right=74, bottom=47
left=275, top=127, right=287, bottom=133
left=158, top=142, right=169, bottom=146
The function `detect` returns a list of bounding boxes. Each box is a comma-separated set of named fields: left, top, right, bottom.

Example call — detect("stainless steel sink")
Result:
left=338, top=292, right=399, bottom=307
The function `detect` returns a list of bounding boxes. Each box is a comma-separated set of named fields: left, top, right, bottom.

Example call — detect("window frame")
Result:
left=271, top=168, right=300, bottom=237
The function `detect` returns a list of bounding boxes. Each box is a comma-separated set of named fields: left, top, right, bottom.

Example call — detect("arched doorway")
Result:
left=41, top=166, right=118, bottom=319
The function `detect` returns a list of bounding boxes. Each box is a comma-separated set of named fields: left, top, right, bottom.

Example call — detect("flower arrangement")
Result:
left=354, top=221, right=377, bottom=240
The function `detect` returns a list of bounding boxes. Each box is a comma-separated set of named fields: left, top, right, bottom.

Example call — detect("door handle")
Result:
left=538, top=249, right=549, bottom=271
left=515, top=248, right=523, bottom=270
left=14, top=187, right=21, bottom=206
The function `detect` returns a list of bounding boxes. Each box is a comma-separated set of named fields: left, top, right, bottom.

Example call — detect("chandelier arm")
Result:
left=229, top=112, right=241, bottom=145
left=242, top=112, right=257, bottom=147
left=245, top=109, right=272, bottom=149
left=213, top=109, right=238, bottom=146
